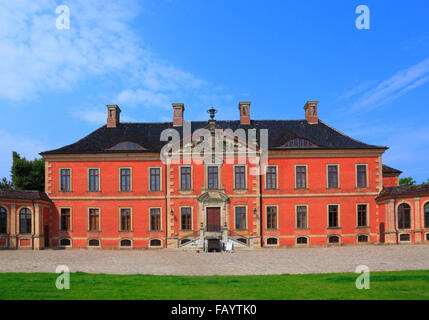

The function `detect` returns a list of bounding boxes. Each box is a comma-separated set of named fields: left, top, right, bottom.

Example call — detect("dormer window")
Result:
left=108, top=141, right=144, bottom=151
left=282, top=138, right=317, bottom=148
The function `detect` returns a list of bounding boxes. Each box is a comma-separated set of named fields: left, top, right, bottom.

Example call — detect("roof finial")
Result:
left=207, top=106, right=217, bottom=120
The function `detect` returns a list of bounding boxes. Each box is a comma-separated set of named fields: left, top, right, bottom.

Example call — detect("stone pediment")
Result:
left=198, top=191, right=229, bottom=203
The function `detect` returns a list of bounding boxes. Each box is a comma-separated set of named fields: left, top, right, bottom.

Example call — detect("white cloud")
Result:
left=346, top=58, right=429, bottom=111
left=0, top=0, right=234, bottom=121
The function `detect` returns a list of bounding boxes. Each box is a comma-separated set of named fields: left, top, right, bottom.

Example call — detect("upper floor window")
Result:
left=88, top=168, right=100, bottom=192
left=266, top=206, right=277, bottom=229
left=150, top=208, right=161, bottom=231
left=356, top=164, right=367, bottom=188
left=149, top=168, right=161, bottom=191
left=296, top=166, right=307, bottom=189
left=180, top=207, right=192, bottom=231
left=19, top=208, right=32, bottom=234
left=234, top=166, right=246, bottom=190
left=207, top=166, right=218, bottom=190
left=425, top=203, right=429, bottom=229
left=296, top=206, right=307, bottom=229
left=0, top=206, right=7, bottom=234
left=88, top=208, right=100, bottom=232
left=357, top=204, right=368, bottom=227
left=60, top=208, right=71, bottom=232
left=180, top=167, right=192, bottom=191
left=108, top=141, right=144, bottom=151
left=235, top=207, right=246, bottom=230
left=60, top=169, right=71, bottom=192
left=327, top=165, right=339, bottom=189
left=120, top=168, right=131, bottom=191
left=120, top=208, right=131, bottom=231
left=398, top=203, right=411, bottom=229
left=266, top=166, right=277, bottom=190
left=328, top=205, right=339, bottom=228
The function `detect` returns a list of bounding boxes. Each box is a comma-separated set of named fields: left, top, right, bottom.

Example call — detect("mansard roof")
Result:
left=0, top=190, right=52, bottom=203
left=40, top=119, right=387, bottom=155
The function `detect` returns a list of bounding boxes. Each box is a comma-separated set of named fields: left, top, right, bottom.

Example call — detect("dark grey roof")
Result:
left=382, top=164, right=402, bottom=175
left=0, top=190, right=51, bottom=202
left=40, top=119, right=387, bottom=155
left=377, top=184, right=429, bottom=200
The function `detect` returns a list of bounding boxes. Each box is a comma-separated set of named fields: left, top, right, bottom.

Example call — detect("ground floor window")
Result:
left=296, top=206, right=307, bottom=229
left=60, top=208, right=71, bottom=231
left=19, top=208, right=32, bottom=234
left=120, top=208, right=131, bottom=231
left=426, top=233, right=429, bottom=241
left=88, top=208, right=100, bottom=232
left=150, top=208, right=161, bottom=231
left=398, top=203, right=411, bottom=229
left=357, top=204, right=368, bottom=227
left=0, top=206, right=7, bottom=234
left=424, top=203, right=429, bottom=228
left=235, top=207, right=246, bottom=230
left=328, top=205, right=339, bottom=228
left=266, top=207, right=277, bottom=229
left=180, top=207, right=192, bottom=231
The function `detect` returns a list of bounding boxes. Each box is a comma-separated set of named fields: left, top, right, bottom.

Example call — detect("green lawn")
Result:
left=0, top=270, right=428, bottom=300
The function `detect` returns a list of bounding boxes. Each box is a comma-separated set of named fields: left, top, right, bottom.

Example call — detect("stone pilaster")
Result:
left=9, top=203, right=16, bottom=249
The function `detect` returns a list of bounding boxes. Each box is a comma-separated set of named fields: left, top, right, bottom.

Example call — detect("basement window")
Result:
left=328, top=235, right=339, bottom=244
left=296, top=237, right=308, bottom=245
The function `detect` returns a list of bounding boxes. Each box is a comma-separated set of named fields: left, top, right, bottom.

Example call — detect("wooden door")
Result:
left=379, top=223, right=385, bottom=243
left=206, top=207, right=221, bottom=232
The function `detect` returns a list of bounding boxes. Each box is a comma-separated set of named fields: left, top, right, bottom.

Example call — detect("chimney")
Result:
left=238, top=101, right=251, bottom=125
left=106, top=104, right=121, bottom=128
left=303, top=101, right=319, bottom=124
left=172, top=103, right=185, bottom=127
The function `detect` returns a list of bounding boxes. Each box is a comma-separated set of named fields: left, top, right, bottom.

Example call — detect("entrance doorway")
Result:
left=207, top=239, right=221, bottom=252
left=206, top=207, right=221, bottom=232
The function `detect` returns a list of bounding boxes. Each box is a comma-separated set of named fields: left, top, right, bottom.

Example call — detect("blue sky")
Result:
left=1, top=0, right=429, bottom=182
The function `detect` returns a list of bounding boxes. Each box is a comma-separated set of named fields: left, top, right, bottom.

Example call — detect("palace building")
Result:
left=1, top=101, right=429, bottom=250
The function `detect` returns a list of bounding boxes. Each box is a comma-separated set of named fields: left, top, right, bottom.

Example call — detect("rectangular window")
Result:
left=150, top=168, right=161, bottom=191
left=266, top=206, right=277, bottom=229
left=296, top=206, right=307, bottom=229
left=60, top=208, right=71, bottom=231
left=120, top=168, right=131, bottom=191
left=150, top=208, right=161, bottom=231
left=266, top=166, right=277, bottom=190
left=180, top=167, right=192, bottom=191
left=88, top=208, right=100, bottom=231
left=120, top=208, right=131, bottom=231
left=208, top=166, right=218, bottom=190
left=328, top=205, right=339, bottom=228
left=235, top=207, right=246, bottom=230
left=296, top=166, right=307, bottom=189
left=88, top=169, right=100, bottom=192
left=327, top=165, right=338, bottom=188
left=357, top=165, right=367, bottom=188
left=180, top=207, right=192, bottom=231
left=234, top=166, right=246, bottom=190
left=357, top=204, right=368, bottom=227
left=60, top=169, right=70, bottom=191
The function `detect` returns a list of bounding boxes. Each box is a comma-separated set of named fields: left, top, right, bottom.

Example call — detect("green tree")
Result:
left=422, top=179, right=429, bottom=185
left=399, top=177, right=416, bottom=186
left=11, top=151, right=45, bottom=191
left=0, top=177, right=14, bottom=190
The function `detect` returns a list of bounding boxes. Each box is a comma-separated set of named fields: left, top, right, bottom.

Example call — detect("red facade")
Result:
left=2, top=101, right=428, bottom=249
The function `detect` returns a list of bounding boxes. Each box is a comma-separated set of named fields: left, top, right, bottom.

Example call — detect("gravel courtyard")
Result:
left=0, top=245, right=428, bottom=275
